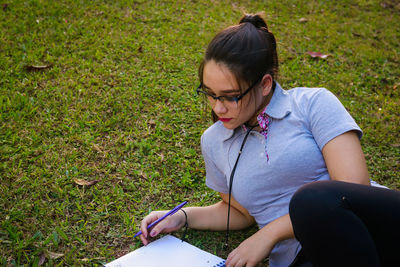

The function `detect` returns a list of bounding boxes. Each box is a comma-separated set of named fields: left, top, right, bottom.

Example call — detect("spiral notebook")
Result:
left=105, top=235, right=226, bottom=267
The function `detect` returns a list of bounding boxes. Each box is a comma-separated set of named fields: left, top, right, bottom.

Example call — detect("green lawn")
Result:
left=1, top=0, right=399, bottom=265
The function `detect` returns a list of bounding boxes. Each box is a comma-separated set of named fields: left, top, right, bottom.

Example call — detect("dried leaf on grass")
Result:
left=48, top=251, right=64, bottom=259
left=306, top=51, right=330, bottom=59
left=73, top=178, right=98, bottom=187
left=157, top=152, right=165, bottom=161
left=93, top=144, right=103, bottom=153
left=299, top=17, right=308, bottom=23
left=38, top=252, right=46, bottom=266
left=139, top=171, right=148, bottom=181
left=24, top=64, right=53, bottom=71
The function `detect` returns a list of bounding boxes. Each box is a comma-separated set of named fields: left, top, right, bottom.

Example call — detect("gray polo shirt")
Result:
left=201, top=83, right=363, bottom=267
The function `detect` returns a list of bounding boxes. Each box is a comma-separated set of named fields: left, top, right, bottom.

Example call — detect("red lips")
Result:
left=219, top=118, right=232, bottom=122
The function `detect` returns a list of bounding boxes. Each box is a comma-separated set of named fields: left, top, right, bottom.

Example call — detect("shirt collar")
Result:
left=221, top=82, right=291, bottom=141
left=265, top=82, right=291, bottom=119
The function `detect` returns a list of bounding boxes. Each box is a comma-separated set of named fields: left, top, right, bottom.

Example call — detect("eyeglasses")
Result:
left=196, top=79, right=260, bottom=108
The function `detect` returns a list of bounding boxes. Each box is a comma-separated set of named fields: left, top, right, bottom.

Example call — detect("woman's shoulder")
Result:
left=286, top=86, right=342, bottom=112
left=201, top=121, right=235, bottom=147
left=287, top=86, right=334, bottom=102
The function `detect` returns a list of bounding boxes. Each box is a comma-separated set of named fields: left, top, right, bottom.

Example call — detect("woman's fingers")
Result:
left=226, top=255, right=242, bottom=267
left=139, top=232, right=149, bottom=245
left=138, top=210, right=184, bottom=245
left=139, top=211, right=163, bottom=244
left=139, top=213, right=153, bottom=238
left=226, top=248, right=256, bottom=267
left=225, top=249, right=236, bottom=266
left=147, top=214, right=178, bottom=237
left=148, top=223, right=163, bottom=237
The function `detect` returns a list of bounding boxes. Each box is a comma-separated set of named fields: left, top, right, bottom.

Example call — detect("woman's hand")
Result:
left=225, top=214, right=294, bottom=267
left=139, top=210, right=186, bottom=245
left=225, top=231, right=274, bottom=267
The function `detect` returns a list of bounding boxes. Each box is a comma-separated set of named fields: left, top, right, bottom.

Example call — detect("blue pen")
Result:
left=134, top=201, right=188, bottom=238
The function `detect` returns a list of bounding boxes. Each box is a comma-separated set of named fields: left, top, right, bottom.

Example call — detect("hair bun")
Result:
left=239, top=13, right=268, bottom=29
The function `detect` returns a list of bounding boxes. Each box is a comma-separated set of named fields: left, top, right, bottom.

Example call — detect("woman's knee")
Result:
left=289, top=181, right=342, bottom=219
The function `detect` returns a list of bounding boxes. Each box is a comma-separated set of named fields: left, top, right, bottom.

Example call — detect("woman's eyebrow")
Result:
left=203, top=83, right=240, bottom=94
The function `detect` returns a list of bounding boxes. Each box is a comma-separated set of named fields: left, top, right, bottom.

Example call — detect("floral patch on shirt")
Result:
left=257, top=105, right=270, bottom=161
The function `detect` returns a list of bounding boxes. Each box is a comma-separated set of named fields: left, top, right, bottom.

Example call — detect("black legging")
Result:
left=289, top=180, right=400, bottom=267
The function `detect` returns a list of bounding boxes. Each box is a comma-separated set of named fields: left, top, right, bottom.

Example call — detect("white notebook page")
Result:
left=105, top=235, right=226, bottom=267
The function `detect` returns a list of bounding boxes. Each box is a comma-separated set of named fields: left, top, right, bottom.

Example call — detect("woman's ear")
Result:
left=261, top=74, right=273, bottom=97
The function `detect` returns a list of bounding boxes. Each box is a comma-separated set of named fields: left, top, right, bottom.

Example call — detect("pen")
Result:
left=134, top=201, right=188, bottom=238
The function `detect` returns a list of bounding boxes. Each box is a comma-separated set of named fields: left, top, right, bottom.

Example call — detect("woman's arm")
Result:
left=183, top=193, right=255, bottom=231
left=139, top=193, right=254, bottom=245
left=322, top=130, right=370, bottom=185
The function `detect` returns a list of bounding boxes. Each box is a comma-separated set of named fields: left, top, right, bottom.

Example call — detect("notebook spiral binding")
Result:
left=213, top=261, right=226, bottom=267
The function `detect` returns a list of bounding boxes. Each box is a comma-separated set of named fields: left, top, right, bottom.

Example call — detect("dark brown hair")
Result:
left=198, top=13, right=279, bottom=122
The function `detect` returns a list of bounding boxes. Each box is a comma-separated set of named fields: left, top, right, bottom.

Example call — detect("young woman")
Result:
left=139, top=13, right=399, bottom=267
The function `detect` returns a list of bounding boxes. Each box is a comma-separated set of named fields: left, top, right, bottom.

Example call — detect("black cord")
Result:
left=180, top=209, right=188, bottom=242
left=224, top=126, right=255, bottom=249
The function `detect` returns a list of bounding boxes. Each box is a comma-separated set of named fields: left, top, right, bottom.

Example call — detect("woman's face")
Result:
left=202, top=60, right=262, bottom=129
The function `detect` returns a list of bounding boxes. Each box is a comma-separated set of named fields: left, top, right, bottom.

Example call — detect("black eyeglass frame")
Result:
left=196, top=78, right=261, bottom=104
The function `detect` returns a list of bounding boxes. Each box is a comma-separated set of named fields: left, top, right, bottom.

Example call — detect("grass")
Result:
left=0, top=0, right=399, bottom=265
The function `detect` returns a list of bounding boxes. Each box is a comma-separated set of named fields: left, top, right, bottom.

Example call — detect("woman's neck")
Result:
left=245, top=87, right=274, bottom=130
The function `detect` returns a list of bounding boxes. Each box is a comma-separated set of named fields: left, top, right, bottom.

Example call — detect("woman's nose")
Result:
left=213, top=99, right=228, bottom=114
